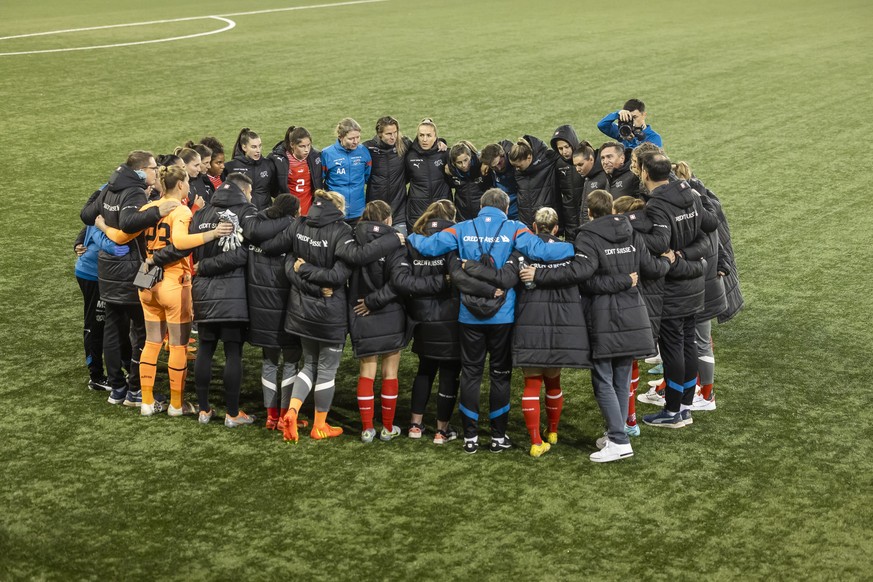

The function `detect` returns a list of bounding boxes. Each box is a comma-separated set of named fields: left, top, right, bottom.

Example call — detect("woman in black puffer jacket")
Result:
left=246, top=194, right=302, bottom=431
left=271, top=190, right=403, bottom=442
left=445, top=141, right=491, bottom=221
left=404, top=118, right=452, bottom=231
left=222, top=128, right=278, bottom=211
left=189, top=173, right=288, bottom=428
left=347, top=201, right=410, bottom=444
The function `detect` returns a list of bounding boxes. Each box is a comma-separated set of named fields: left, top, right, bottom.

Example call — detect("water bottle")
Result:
left=519, top=256, right=536, bottom=290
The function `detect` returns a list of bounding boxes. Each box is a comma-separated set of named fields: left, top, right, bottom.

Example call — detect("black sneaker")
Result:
left=463, top=438, right=478, bottom=454
left=489, top=435, right=513, bottom=453
left=88, top=376, right=111, bottom=391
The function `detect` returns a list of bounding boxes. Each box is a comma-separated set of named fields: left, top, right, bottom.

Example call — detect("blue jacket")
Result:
left=407, top=206, right=574, bottom=325
left=597, top=110, right=663, bottom=149
left=75, top=226, right=127, bottom=281
left=321, top=140, right=372, bottom=219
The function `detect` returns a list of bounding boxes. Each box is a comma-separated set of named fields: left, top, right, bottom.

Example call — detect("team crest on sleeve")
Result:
left=374, top=225, right=380, bottom=232
left=485, top=217, right=492, bottom=222
left=430, top=221, right=438, bottom=228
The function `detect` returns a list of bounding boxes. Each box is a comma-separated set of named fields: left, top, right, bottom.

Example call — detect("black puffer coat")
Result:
left=223, top=154, right=277, bottom=211
left=365, top=135, right=411, bottom=227
left=347, top=221, right=409, bottom=357
left=188, top=173, right=214, bottom=208
left=571, top=215, right=670, bottom=359
left=644, top=179, right=719, bottom=319
left=190, top=181, right=288, bottom=324
left=625, top=208, right=667, bottom=341
left=246, top=212, right=299, bottom=349
left=80, top=165, right=165, bottom=305
left=606, top=149, right=641, bottom=199
left=388, top=219, right=463, bottom=360
left=550, top=125, right=587, bottom=240
left=269, top=141, right=324, bottom=196
left=447, top=151, right=491, bottom=222
left=405, top=139, right=451, bottom=230
left=512, top=233, right=593, bottom=369
left=281, top=199, right=403, bottom=344
left=515, top=135, right=559, bottom=228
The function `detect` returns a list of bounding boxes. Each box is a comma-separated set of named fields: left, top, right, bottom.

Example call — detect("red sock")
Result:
left=279, top=407, right=288, bottom=418
left=543, top=375, right=564, bottom=434
left=357, top=376, right=375, bottom=431
left=267, top=408, right=280, bottom=423
left=627, top=360, right=639, bottom=426
left=381, top=378, right=399, bottom=431
left=656, top=379, right=666, bottom=395
left=701, top=383, right=714, bottom=400
left=522, top=376, right=543, bottom=445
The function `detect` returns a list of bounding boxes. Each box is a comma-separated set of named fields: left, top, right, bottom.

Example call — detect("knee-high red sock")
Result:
left=357, top=376, right=375, bottom=431
left=140, top=341, right=163, bottom=405
left=522, top=376, right=543, bottom=445
left=544, top=375, right=564, bottom=434
left=381, top=378, right=399, bottom=430
left=701, top=383, right=714, bottom=400
left=627, top=360, right=639, bottom=426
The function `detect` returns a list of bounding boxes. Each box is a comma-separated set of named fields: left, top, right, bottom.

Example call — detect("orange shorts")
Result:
left=139, top=272, right=192, bottom=324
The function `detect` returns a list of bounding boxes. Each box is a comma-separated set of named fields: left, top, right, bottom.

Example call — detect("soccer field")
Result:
left=1, top=0, right=872, bottom=578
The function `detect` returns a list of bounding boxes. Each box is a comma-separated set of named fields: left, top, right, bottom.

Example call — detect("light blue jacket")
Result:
left=407, top=206, right=573, bottom=324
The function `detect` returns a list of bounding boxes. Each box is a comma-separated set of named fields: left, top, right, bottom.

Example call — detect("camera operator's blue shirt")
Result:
left=597, top=110, right=663, bottom=149
left=407, top=206, right=573, bottom=325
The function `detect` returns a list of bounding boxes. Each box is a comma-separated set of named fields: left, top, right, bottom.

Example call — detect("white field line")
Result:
left=0, top=0, right=388, bottom=55
left=0, top=16, right=235, bottom=56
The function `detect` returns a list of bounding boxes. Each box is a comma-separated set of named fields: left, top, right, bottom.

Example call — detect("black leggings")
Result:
left=411, top=356, right=461, bottom=422
left=195, top=339, right=244, bottom=416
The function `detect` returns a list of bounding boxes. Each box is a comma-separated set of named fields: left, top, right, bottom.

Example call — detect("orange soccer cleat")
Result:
left=310, top=423, right=343, bottom=440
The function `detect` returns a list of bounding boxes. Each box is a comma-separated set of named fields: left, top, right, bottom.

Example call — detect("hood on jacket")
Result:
left=584, top=214, right=633, bottom=244
left=517, top=135, right=555, bottom=176
left=354, top=220, right=395, bottom=242
left=107, top=164, right=146, bottom=193
left=305, top=197, right=345, bottom=227
left=652, top=179, right=697, bottom=210
left=550, top=125, right=580, bottom=153
left=421, top=218, right=455, bottom=236
left=272, top=141, right=287, bottom=156
left=211, top=179, right=251, bottom=209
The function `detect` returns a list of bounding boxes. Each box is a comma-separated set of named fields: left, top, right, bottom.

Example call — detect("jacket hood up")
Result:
left=550, top=125, right=580, bottom=153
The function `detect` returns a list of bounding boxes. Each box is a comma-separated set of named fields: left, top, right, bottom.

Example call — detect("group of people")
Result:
left=72, top=99, right=743, bottom=462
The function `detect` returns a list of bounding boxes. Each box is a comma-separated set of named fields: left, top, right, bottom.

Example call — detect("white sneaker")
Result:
left=637, top=387, right=666, bottom=406
left=595, top=435, right=608, bottom=449
left=648, top=378, right=664, bottom=388
left=140, top=400, right=166, bottom=417
left=644, top=354, right=662, bottom=365
left=590, top=440, right=634, bottom=463
left=691, top=394, right=716, bottom=411
left=168, top=402, right=197, bottom=417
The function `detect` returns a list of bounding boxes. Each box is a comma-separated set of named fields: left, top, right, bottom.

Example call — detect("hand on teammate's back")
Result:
left=158, top=199, right=181, bottom=216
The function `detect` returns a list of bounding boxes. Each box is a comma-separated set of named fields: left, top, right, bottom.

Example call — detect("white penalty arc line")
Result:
left=0, top=0, right=388, bottom=56
left=0, top=16, right=235, bottom=56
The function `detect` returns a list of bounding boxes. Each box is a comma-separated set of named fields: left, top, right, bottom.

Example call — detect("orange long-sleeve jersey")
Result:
left=136, top=199, right=209, bottom=277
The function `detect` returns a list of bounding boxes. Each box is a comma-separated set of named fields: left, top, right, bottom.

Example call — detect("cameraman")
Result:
left=597, top=99, right=662, bottom=149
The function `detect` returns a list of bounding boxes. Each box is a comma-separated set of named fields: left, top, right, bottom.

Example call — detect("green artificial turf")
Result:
left=1, top=0, right=872, bottom=579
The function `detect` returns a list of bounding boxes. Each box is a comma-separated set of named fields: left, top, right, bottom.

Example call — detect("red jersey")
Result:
left=207, top=174, right=222, bottom=189
left=286, top=153, right=313, bottom=215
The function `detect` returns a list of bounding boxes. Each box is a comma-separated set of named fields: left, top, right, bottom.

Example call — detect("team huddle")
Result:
left=73, top=99, right=743, bottom=462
